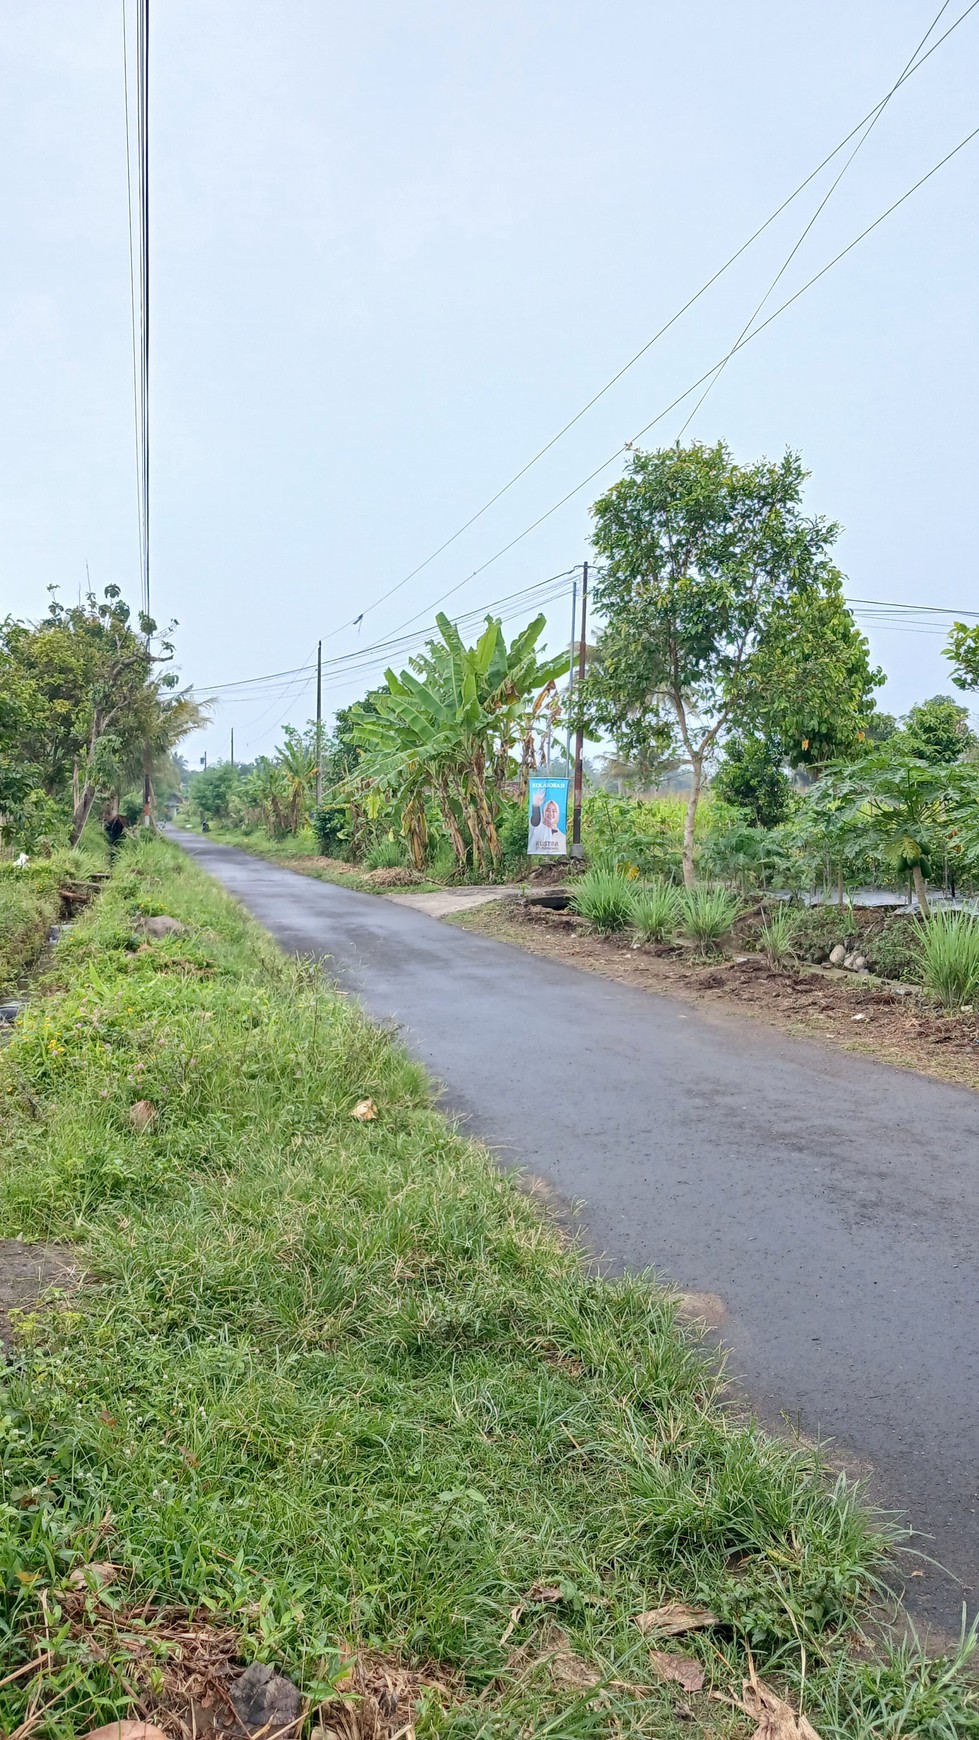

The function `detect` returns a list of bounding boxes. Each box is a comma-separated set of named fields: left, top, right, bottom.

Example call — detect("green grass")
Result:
left=191, top=824, right=440, bottom=894
left=757, top=906, right=802, bottom=971
left=570, top=867, right=637, bottom=934
left=679, top=885, right=743, bottom=952
left=0, top=835, right=975, bottom=1737
left=631, top=880, right=681, bottom=944
left=917, top=909, right=979, bottom=1008
left=0, top=849, right=104, bottom=994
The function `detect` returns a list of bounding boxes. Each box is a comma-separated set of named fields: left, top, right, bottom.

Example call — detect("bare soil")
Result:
left=451, top=901, right=979, bottom=1092
left=0, top=1239, right=81, bottom=1352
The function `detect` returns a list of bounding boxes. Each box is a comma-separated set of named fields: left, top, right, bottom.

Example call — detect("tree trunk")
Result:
left=681, top=757, right=703, bottom=889
left=70, top=783, right=97, bottom=846
left=912, top=862, right=930, bottom=917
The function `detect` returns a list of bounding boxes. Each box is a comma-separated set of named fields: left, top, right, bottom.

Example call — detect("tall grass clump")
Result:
left=632, top=879, right=681, bottom=943
left=758, top=904, right=801, bottom=970
left=680, top=883, right=742, bottom=951
left=917, top=909, right=979, bottom=1008
left=364, top=836, right=405, bottom=871
left=570, top=866, right=636, bottom=933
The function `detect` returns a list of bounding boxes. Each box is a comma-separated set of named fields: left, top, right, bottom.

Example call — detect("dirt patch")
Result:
left=452, top=903, right=979, bottom=1092
left=361, top=865, right=421, bottom=888
left=0, top=1239, right=81, bottom=1352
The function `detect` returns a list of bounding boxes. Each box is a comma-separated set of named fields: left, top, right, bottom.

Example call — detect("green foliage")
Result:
left=364, top=837, right=405, bottom=871
left=807, top=749, right=979, bottom=914
left=945, top=619, right=979, bottom=692
left=0, top=587, right=203, bottom=846
left=790, top=906, right=850, bottom=964
left=862, top=916, right=922, bottom=983
left=902, top=694, right=976, bottom=765
left=758, top=905, right=801, bottom=969
left=582, top=441, right=881, bottom=881
left=712, top=734, right=793, bottom=827
left=570, top=867, right=636, bottom=933
left=632, top=880, right=681, bottom=942
left=353, top=613, right=569, bottom=874
left=0, top=835, right=938, bottom=1734
left=917, top=910, right=979, bottom=1008
left=312, top=804, right=347, bottom=857
left=679, top=884, right=742, bottom=950
left=582, top=791, right=685, bottom=880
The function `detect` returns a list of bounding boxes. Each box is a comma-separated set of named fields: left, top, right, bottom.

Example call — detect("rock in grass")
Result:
left=139, top=914, right=186, bottom=939
left=828, top=944, right=847, bottom=966
left=229, top=1663, right=303, bottom=1737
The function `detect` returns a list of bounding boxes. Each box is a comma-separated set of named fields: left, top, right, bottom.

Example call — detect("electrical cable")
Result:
left=383, top=119, right=979, bottom=630
left=677, top=0, right=956, bottom=437
left=315, top=0, right=978, bottom=641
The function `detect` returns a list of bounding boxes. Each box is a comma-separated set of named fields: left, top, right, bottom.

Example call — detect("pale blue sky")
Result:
left=2, top=1, right=978, bottom=765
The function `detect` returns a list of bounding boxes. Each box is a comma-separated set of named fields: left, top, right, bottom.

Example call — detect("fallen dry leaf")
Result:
left=499, top=1580, right=565, bottom=1644
left=649, top=1649, right=705, bottom=1693
left=80, top=1725, right=170, bottom=1740
left=350, top=1098, right=378, bottom=1122
left=67, top=1561, right=118, bottom=1591
left=722, top=1661, right=822, bottom=1740
left=128, top=1099, right=157, bottom=1132
left=634, top=1603, right=718, bottom=1637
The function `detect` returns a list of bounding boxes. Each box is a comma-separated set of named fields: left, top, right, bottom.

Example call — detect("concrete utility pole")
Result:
left=570, top=560, right=588, bottom=856
left=315, top=639, right=323, bottom=808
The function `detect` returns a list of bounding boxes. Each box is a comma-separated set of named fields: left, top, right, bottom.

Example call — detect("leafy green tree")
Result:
left=945, top=621, right=979, bottom=692
left=0, top=586, right=201, bottom=844
left=583, top=442, right=881, bottom=885
left=901, top=694, right=976, bottom=765
left=712, top=734, right=793, bottom=827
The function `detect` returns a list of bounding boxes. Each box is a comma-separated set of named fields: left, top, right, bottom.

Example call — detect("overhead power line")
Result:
left=677, top=0, right=958, bottom=436
left=314, top=0, right=978, bottom=642
left=384, top=119, right=979, bottom=628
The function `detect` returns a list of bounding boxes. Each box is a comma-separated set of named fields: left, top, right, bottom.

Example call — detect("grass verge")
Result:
left=181, top=823, right=440, bottom=895
left=0, top=835, right=975, bottom=1738
left=0, top=849, right=104, bottom=995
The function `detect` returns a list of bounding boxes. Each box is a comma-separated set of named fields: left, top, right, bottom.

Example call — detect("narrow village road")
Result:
left=176, top=833, right=979, bottom=1630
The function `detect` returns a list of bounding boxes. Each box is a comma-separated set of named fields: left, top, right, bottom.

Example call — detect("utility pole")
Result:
left=565, top=576, right=578, bottom=770
left=230, top=728, right=234, bottom=770
left=570, top=560, right=588, bottom=856
left=139, top=0, right=152, bottom=827
left=315, top=639, right=323, bottom=808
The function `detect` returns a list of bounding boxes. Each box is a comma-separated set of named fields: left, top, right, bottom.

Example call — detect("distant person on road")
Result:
left=527, top=792, right=567, bottom=855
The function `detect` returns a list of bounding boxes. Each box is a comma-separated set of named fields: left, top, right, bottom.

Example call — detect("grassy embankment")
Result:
left=0, top=850, right=105, bottom=996
left=0, top=835, right=975, bottom=1738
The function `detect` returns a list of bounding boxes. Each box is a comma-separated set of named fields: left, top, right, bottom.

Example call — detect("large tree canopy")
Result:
left=582, top=441, right=881, bottom=883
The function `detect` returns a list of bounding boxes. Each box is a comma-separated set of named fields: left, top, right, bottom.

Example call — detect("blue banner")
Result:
left=527, top=777, right=569, bottom=857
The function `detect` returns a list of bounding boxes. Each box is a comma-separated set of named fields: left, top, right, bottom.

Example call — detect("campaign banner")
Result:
left=527, top=777, right=569, bottom=857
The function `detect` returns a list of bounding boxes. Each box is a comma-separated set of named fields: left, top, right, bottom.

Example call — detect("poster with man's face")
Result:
left=527, top=776, right=569, bottom=856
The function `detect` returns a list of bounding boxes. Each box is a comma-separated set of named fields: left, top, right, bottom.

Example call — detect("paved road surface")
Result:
left=176, top=834, right=979, bottom=1628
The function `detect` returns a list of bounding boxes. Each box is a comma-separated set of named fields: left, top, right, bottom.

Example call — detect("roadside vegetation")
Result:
left=2, top=835, right=976, bottom=1737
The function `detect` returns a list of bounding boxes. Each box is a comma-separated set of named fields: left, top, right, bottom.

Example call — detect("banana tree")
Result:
left=351, top=612, right=569, bottom=872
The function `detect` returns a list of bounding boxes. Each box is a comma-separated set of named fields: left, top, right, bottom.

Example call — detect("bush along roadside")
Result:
left=0, top=849, right=106, bottom=1000
left=0, top=835, right=976, bottom=1739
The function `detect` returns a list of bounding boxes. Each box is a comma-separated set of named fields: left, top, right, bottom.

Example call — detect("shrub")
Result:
left=364, top=837, right=404, bottom=871
left=497, top=800, right=532, bottom=873
left=917, top=910, right=979, bottom=1008
left=632, top=880, right=681, bottom=942
left=570, top=867, right=636, bottom=934
left=791, top=906, right=850, bottom=964
left=313, top=805, right=347, bottom=857
left=863, top=915, right=921, bottom=983
left=680, top=884, right=742, bottom=950
left=758, top=905, right=800, bottom=969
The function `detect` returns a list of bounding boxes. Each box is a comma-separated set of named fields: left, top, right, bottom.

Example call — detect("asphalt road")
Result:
left=176, top=833, right=979, bottom=1629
